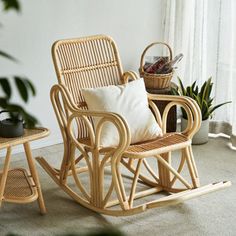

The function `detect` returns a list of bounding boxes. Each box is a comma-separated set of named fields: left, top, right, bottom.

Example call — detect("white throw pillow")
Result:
left=81, top=78, right=162, bottom=147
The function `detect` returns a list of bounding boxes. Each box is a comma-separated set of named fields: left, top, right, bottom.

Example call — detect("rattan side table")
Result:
left=0, top=127, right=49, bottom=214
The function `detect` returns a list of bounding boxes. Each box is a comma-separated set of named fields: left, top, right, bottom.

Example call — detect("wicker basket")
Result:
left=139, top=42, right=173, bottom=89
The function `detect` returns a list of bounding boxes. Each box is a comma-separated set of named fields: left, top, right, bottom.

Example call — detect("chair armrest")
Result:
left=51, top=84, right=131, bottom=155
left=122, top=71, right=139, bottom=83
left=147, top=93, right=202, bottom=138
left=67, top=109, right=131, bottom=152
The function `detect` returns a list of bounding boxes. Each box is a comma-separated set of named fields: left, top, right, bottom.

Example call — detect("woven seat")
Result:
left=37, top=35, right=231, bottom=216
left=79, top=133, right=189, bottom=157
left=125, top=133, right=190, bottom=156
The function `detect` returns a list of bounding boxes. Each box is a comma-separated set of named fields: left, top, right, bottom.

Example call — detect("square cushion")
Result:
left=81, top=78, right=162, bottom=147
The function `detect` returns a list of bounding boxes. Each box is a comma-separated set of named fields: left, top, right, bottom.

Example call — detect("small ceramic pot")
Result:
left=0, top=111, right=24, bottom=138
left=181, top=117, right=209, bottom=145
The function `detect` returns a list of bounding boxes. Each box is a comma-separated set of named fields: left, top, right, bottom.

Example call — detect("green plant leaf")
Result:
left=199, top=81, right=207, bottom=98
left=208, top=98, right=214, bottom=108
left=202, top=78, right=211, bottom=101
left=0, top=97, right=8, bottom=107
left=186, top=86, right=192, bottom=97
left=193, top=93, right=202, bottom=109
left=177, top=77, right=186, bottom=96
left=0, top=77, right=11, bottom=99
left=0, top=50, right=17, bottom=62
left=195, top=85, right=199, bottom=95
left=14, top=76, right=28, bottom=102
left=207, top=83, right=213, bottom=102
left=2, top=102, right=38, bottom=128
left=208, top=101, right=232, bottom=117
left=171, top=87, right=179, bottom=95
left=174, top=76, right=231, bottom=121
left=0, top=99, right=38, bottom=127
left=25, top=78, right=36, bottom=96
left=202, top=100, right=209, bottom=120
left=191, top=81, right=196, bottom=95
left=205, top=79, right=213, bottom=102
left=1, top=0, right=20, bottom=12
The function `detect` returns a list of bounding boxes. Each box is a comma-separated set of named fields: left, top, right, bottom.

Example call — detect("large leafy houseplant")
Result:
left=172, top=77, right=231, bottom=121
left=0, top=0, right=38, bottom=127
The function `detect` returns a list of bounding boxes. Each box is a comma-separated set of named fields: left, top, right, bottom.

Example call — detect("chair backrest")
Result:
left=51, top=35, right=124, bottom=107
left=51, top=35, right=124, bottom=140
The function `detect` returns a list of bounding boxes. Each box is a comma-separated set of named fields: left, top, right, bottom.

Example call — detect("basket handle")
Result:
left=140, top=42, right=173, bottom=73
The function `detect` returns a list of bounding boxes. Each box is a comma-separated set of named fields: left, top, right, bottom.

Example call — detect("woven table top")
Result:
left=0, top=127, right=50, bottom=150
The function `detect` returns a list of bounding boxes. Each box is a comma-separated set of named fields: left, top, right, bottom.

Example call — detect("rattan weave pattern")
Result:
left=2, top=168, right=34, bottom=199
left=52, top=35, right=123, bottom=139
left=78, top=133, right=188, bottom=154
left=0, top=128, right=49, bottom=149
left=127, top=133, right=188, bottom=153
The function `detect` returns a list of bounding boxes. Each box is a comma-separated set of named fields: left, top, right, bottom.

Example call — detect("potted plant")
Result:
left=172, top=77, right=231, bottom=144
left=0, top=0, right=38, bottom=128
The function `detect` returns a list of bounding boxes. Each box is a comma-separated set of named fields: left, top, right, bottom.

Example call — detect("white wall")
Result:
left=1, top=0, right=164, bottom=152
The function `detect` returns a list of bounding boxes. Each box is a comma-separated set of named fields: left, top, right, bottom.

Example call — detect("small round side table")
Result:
left=0, top=127, right=49, bottom=214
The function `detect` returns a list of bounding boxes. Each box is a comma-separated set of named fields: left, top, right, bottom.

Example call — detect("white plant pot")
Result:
left=181, top=117, right=209, bottom=145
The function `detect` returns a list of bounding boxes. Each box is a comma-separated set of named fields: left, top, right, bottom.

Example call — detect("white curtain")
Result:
left=163, top=0, right=236, bottom=147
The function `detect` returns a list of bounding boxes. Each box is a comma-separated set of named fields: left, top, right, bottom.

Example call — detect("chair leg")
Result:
left=59, top=142, right=75, bottom=185
left=156, top=154, right=192, bottom=189
left=128, top=159, right=143, bottom=208
left=91, top=150, right=102, bottom=207
left=24, top=143, right=46, bottom=214
left=188, top=146, right=200, bottom=185
left=158, top=152, right=171, bottom=188
left=111, top=158, right=129, bottom=210
left=184, top=146, right=200, bottom=188
left=0, top=147, right=12, bottom=207
left=37, top=151, right=231, bottom=216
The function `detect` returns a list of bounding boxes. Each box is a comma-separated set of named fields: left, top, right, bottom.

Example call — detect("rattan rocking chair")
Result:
left=37, top=35, right=230, bottom=216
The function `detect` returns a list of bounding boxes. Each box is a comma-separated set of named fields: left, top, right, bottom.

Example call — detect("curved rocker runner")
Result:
left=37, top=35, right=231, bottom=216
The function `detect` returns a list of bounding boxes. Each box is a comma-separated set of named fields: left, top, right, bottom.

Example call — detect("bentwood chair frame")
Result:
left=37, top=35, right=230, bottom=216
